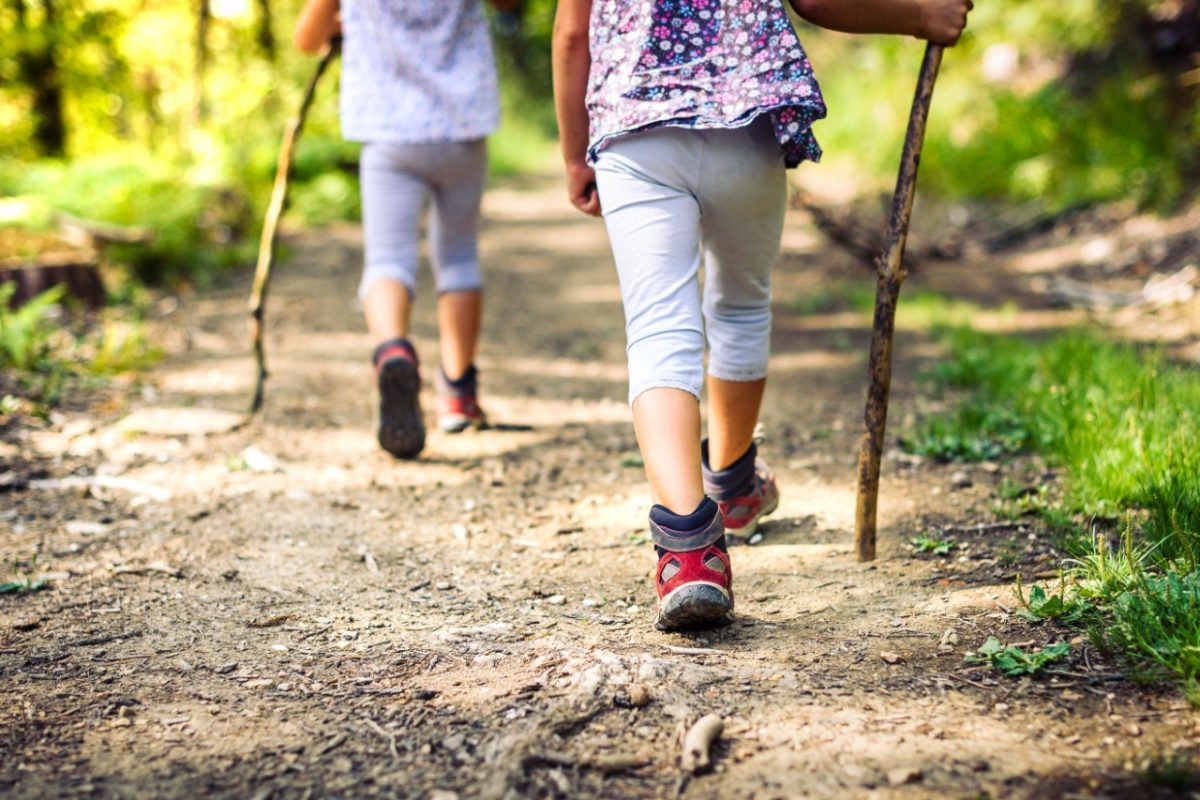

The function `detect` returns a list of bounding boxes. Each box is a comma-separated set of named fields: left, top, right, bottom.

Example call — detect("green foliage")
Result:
left=0, top=282, right=161, bottom=406
left=620, top=452, right=644, bottom=468
left=1142, top=755, right=1200, bottom=792
left=0, top=575, right=48, bottom=595
left=0, top=282, right=70, bottom=402
left=1104, top=571, right=1200, bottom=699
left=1016, top=582, right=1089, bottom=625
left=0, top=281, right=65, bottom=371
left=921, top=325, right=1200, bottom=699
left=2, top=153, right=260, bottom=285
left=902, top=404, right=1031, bottom=462
left=803, top=0, right=1198, bottom=210
left=0, top=554, right=48, bottom=595
left=965, top=636, right=1071, bottom=676
left=909, top=534, right=956, bottom=556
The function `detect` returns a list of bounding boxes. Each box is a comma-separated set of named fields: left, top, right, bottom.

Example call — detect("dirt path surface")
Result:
left=3, top=179, right=1198, bottom=799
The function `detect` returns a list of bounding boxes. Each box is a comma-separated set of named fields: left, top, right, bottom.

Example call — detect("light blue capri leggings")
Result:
left=594, top=118, right=787, bottom=405
left=358, top=139, right=488, bottom=299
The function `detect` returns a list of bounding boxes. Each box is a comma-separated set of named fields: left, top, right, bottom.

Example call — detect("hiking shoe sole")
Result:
left=378, top=357, right=425, bottom=458
left=437, top=411, right=488, bottom=434
left=654, top=582, right=734, bottom=631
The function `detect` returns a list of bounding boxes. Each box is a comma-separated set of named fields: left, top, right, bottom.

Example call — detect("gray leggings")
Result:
left=594, top=118, right=786, bottom=404
left=358, top=139, right=487, bottom=299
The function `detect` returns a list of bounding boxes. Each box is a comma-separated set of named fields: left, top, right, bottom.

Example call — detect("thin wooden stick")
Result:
left=248, top=39, right=341, bottom=415
left=854, top=43, right=944, bottom=562
left=680, top=713, right=724, bottom=773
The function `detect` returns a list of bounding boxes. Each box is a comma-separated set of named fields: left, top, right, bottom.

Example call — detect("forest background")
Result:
left=2, top=0, right=1197, bottom=292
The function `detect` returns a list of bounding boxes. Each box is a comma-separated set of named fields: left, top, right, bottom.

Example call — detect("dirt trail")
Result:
left=2, top=178, right=1197, bottom=799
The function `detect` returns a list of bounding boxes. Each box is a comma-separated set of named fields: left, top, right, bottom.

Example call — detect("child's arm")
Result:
left=294, top=0, right=340, bottom=54
left=552, top=0, right=601, bottom=217
left=791, top=0, right=973, bottom=45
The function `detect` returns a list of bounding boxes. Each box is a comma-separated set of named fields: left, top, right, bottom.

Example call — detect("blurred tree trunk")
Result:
left=256, top=0, right=276, bottom=60
left=13, top=0, right=67, bottom=156
left=194, top=0, right=211, bottom=125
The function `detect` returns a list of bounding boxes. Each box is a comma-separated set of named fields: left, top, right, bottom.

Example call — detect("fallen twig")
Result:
left=67, top=630, right=143, bottom=647
left=791, top=191, right=882, bottom=268
left=361, top=717, right=399, bottom=762
left=680, top=713, right=724, bottom=774
left=946, top=673, right=992, bottom=691
left=113, top=562, right=183, bottom=579
left=939, top=521, right=1026, bottom=535
left=55, top=210, right=154, bottom=247
left=315, top=732, right=348, bottom=756
left=29, top=475, right=172, bottom=502
left=525, top=752, right=648, bottom=774
left=358, top=544, right=380, bottom=574
left=663, top=645, right=725, bottom=657
left=549, top=701, right=607, bottom=737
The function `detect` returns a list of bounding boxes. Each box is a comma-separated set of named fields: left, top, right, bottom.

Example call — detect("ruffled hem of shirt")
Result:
left=588, top=100, right=826, bottom=169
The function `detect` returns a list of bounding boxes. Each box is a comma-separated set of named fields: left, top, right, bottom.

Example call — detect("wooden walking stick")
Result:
left=248, top=38, right=341, bottom=415
left=854, top=43, right=944, bottom=561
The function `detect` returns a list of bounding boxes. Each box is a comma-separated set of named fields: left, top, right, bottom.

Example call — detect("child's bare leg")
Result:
left=706, top=376, right=766, bottom=470
left=437, top=289, right=481, bottom=380
left=363, top=278, right=413, bottom=343
left=632, top=387, right=705, bottom=513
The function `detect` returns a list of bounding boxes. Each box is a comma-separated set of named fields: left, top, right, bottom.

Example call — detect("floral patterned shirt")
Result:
left=586, top=0, right=826, bottom=167
left=339, top=0, right=499, bottom=144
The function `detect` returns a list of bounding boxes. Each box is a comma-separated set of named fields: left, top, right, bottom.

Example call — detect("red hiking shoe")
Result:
left=373, top=338, right=425, bottom=459
left=650, top=499, right=734, bottom=631
left=702, top=441, right=779, bottom=541
left=436, top=366, right=488, bottom=433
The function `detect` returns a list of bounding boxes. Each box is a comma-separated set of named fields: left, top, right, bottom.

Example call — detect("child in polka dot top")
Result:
left=553, top=0, right=972, bottom=631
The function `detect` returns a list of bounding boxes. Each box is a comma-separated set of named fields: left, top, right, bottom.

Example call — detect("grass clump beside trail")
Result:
left=0, top=283, right=160, bottom=410
left=909, top=322, right=1200, bottom=700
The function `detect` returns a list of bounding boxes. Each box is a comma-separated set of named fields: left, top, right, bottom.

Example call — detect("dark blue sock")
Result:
left=651, top=497, right=720, bottom=558
left=701, top=440, right=756, bottom=500
left=441, top=364, right=477, bottom=390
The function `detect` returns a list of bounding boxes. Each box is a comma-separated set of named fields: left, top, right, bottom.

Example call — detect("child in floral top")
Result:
left=553, top=0, right=971, bottom=631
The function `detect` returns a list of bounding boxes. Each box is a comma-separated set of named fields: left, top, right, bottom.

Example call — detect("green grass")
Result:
left=907, top=327, right=1200, bottom=557
left=914, top=323, right=1200, bottom=700
left=789, top=281, right=1006, bottom=331
left=0, top=554, right=48, bottom=595
left=0, top=282, right=161, bottom=407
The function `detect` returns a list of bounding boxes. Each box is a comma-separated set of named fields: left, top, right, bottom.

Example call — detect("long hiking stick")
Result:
left=248, top=39, right=341, bottom=415
left=853, top=43, right=944, bottom=561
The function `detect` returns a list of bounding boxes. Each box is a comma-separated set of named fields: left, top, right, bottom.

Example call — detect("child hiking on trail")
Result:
left=294, top=0, right=517, bottom=459
left=553, top=0, right=972, bottom=631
